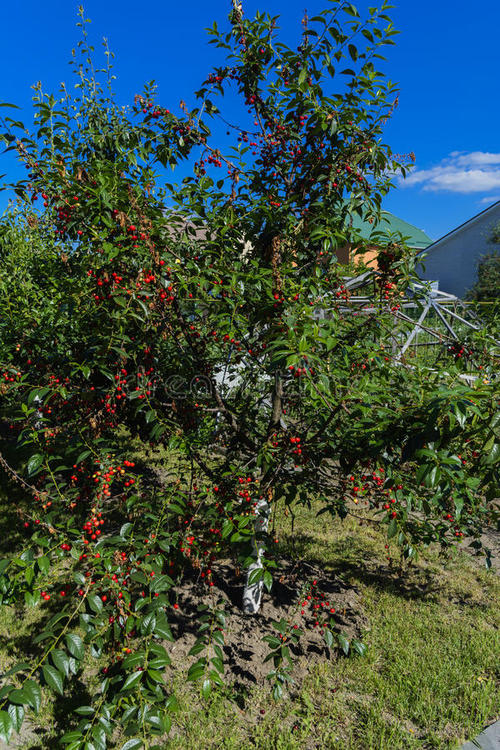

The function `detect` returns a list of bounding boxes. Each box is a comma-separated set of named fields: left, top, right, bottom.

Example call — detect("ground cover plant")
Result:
left=0, top=1, right=499, bottom=747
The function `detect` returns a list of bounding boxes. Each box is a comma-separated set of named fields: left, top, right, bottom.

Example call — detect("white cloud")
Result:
left=478, top=195, right=500, bottom=205
left=399, top=151, right=500, bottom=193
left=450, top=151, right=500, bottom=166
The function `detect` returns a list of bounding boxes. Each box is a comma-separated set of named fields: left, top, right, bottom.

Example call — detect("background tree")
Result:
left=465, top=224, right=500, bottom=326
left=467, top=253, right=500, bottom=302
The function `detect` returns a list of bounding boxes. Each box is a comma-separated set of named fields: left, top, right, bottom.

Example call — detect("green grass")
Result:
left=157, top=508, right=499, bottom=750
left=0, top=478, right=499, bottom=749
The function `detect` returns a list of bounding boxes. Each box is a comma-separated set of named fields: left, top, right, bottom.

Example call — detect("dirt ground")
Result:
left=166, top=558, right=367, bottom=690
left=164, top=520, right=500, bottom=689
left=463, top=526, right=500, bottom=572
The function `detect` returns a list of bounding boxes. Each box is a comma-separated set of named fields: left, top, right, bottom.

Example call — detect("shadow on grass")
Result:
left=22, top=676, right=93, bottom=750
left=280, top=530, right=444, bottom=603
left=0, top=478, right=31, bottom=556
left=0, top=604, right=95, bottom=749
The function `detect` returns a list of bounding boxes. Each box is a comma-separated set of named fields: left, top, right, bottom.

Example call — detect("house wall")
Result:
left=417, top=203, right=500, bottom=298
left=335, top=243, right=379, bottom=267
left=353, top=244, right=379, bottom=268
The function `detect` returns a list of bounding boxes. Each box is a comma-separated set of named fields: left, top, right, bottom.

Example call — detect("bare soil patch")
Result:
left=166, top=558, right=366, bottom=690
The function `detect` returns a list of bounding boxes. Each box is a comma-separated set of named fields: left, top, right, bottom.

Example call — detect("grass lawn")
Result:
left=0, top=465, right=498, bottom=749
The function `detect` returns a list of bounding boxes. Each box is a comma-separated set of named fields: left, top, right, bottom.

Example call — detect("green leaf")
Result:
left=37, top=556, right=50, bottom=575
left=351, top=639, right=367, bottom=656
left=125, top=616, right=135, bottom=635
left=32, top=630, right=53, bottom=645
left=121, top=706, right=138, bottom=724
left=74, top=706, right=94, bottom=716
left=154, top=614, right=174, bottom=642
left=120, top=740, right=143, bottom=750
left=27, top=454, right=44, bottom=476
left=272, top=682, right=283, bottom=700
left=337, top=632, right=350, bottom=655
left=264, top=636, right=280, bottom=649
left=0, top=711, right=13, bottom=743
left=151, top=574, right=172, bottom=593
left=75, top=450, right=90, bottom=464
left=52, top=649, right=70, bottom=678
left=60, top=731, right=84, bottom=744
left=187, top=659, right=206, bottom=682
left=7, top=703, right=24, bottom=734
left=188, top=641, right=205, bottom=657
left=323, top=628, right=334, bottom=648
left=146, top=668, right=164, bottom=684
left=23, top=681, right=41, bottom=713
left=24, top=566, right=34, bottom=586
left=345, top=3, right=360, bottom=16
left=122, top=652, right=144, bottom=670
left=247, top=567, right=264, bottom=586
left=122, top=671, right=143, bottom=691
left=42, top=664, right=64, bottom=695
left=88, top=594, right=103, bottom=613
left=201, top=678, right=212, bottom=699
left=209, top=669, right=224, bottom=687
left=24, top=591, right=36, bottom=608
left=387, top=518, right=397, bottom=539
left=454, top=403, right=467, bottom=428
left=91, top=725, right=106, bottom=750
left=46, top=611, right=67, bottom=630
left=213, top=629, right=224, bottom=647
left=7, top=688, right=26, bottom=705
left=0, top=686, right=13, bottom=701
left=485, top=443, right=499, bottom=466
left=131, top=571, right=147, bottom=585
left=210, top=656, right=224, bottom=674
left=1, top=661, right=29, bottom=678
left=120, top=522, right=133, bottom=538
left=165, top=694, right=178, bottom=712
left=427, top=465, right=441, bottom=488
left=141, top=612, right=156, bottom=635
left=65, top=633, right=85, bottom=661
left=149, top=642, right=169, bottom=659
left=454, top=495, right=464, bottom=520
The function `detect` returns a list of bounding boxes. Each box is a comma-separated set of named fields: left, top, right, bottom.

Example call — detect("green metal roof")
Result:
left=347, top=210, right=432, bottom=250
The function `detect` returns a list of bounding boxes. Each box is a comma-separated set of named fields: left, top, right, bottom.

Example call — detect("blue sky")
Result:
left=0, top=0, right=499, bottom=241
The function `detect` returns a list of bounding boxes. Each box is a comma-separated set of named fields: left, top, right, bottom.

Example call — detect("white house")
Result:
left=417, top=200, right=500, bottom=298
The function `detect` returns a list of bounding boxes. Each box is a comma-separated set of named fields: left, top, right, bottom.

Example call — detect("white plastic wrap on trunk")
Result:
left=242, top=497, right=271, bottom=614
